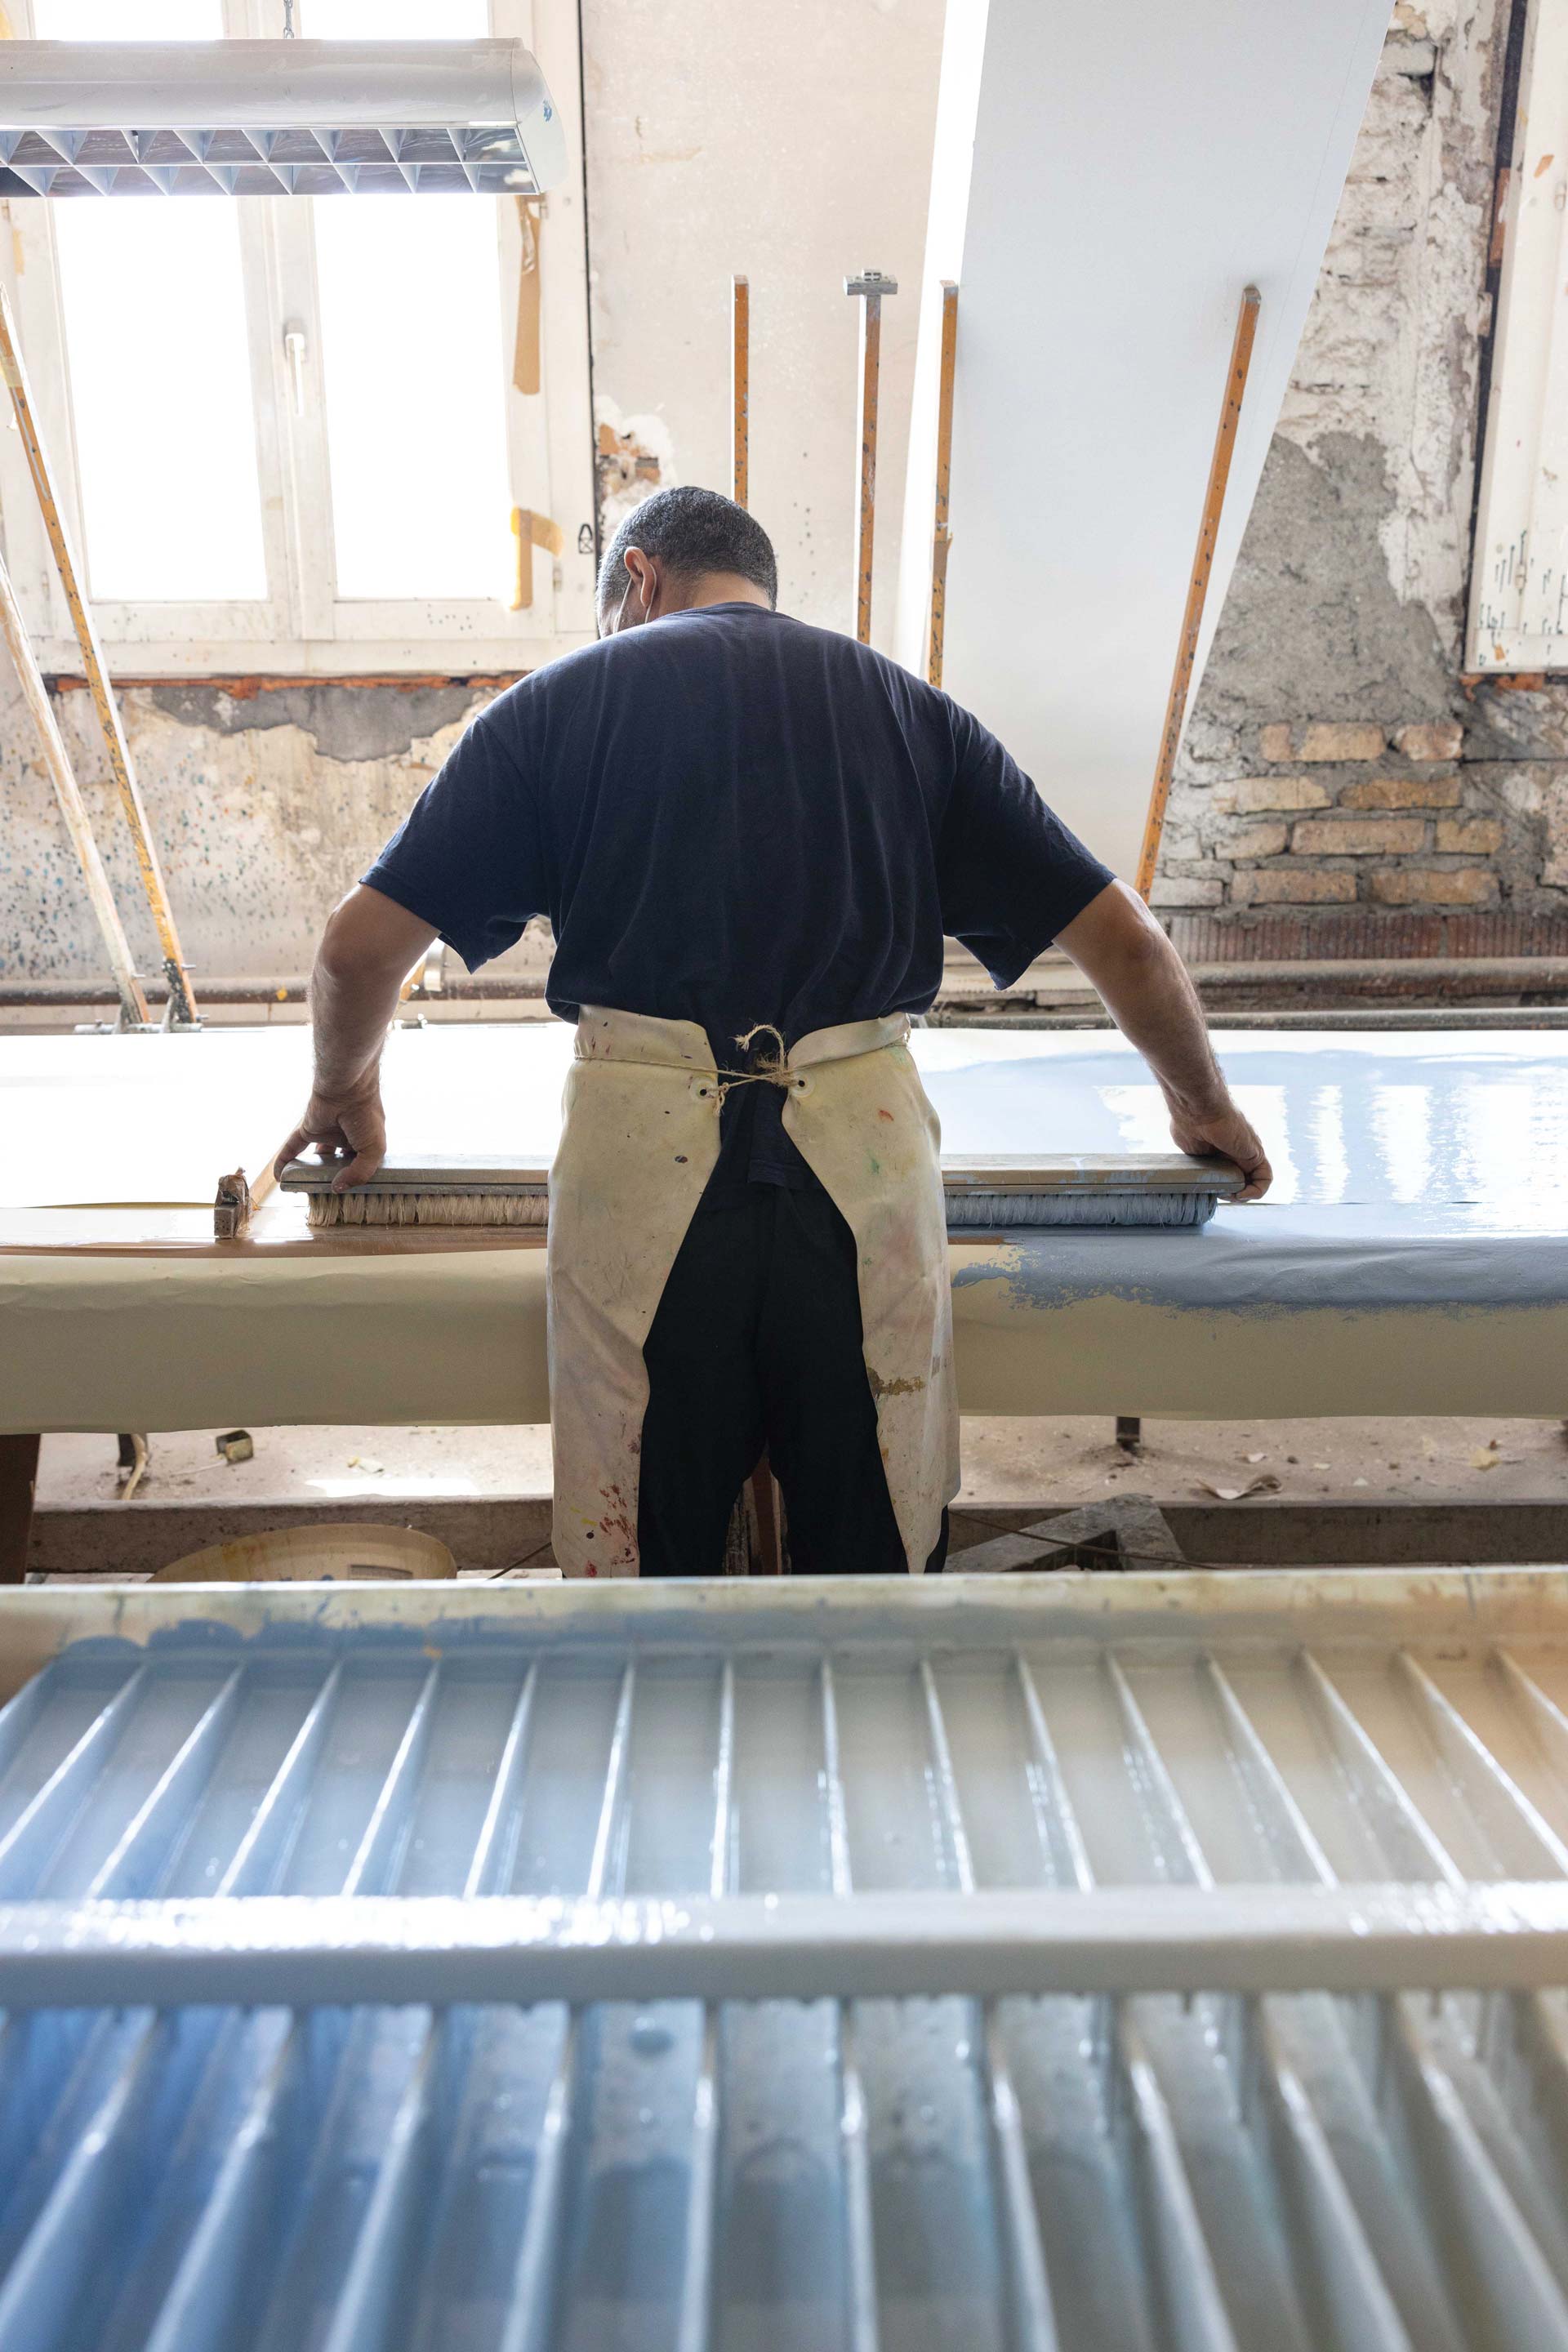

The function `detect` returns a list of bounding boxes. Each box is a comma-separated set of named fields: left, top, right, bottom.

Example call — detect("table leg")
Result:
left=749, top=1458, right=784, bottom=1576
left=0, top=1433, right=40, bottom=1584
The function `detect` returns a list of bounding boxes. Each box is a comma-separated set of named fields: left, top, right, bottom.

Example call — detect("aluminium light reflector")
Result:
left=0, top=38, right=565, bottom=195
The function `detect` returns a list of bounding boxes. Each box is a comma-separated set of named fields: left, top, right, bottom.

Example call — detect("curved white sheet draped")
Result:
left=896, top=0, right=1390, bottom=879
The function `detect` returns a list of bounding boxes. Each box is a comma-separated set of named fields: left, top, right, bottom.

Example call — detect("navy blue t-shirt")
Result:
left=363, top=603, right=1113, bottom=1192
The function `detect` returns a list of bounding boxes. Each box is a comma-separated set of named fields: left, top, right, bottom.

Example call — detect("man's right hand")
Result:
left=1055, top=883, right=1274, bottom=1205
left=275, top=1080, right=387, bottom=1193
left=1167, top=1092, right=1272, bottom=1203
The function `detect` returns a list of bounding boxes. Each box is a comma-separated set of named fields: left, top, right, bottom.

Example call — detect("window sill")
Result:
left=33, top=632, right=592, bottom=682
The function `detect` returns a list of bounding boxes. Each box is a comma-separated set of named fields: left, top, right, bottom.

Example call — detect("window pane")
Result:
left=307, top=0, right=511, bottom=602
left=33, top=0, right=268, bottom=604
left=33, top=0, right=214, bottom=33
left=307, top=0, right=487, bottom=34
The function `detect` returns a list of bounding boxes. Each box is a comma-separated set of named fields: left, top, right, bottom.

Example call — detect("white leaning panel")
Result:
left=1467, top=0, right=1568, bottom=670
left=897, top=0, right=1389, bottom=878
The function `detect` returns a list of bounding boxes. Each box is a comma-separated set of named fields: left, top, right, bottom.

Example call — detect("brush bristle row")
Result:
left=304, top=1190, right=549, bottom=1229
left=305, top=1187, right=1217, bottom=1232
left=944, top=1190, right=1218, bottom=1230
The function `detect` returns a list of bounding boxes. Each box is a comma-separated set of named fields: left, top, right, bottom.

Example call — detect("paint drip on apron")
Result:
left=547, top=1006, right=958, bottom=1575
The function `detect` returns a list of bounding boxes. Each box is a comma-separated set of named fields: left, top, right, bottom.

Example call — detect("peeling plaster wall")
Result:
left=1205, top=9, right=1498, bottom=712
left=0, top=673, right=497, bottom=987
left=1167, top=2, right=1568, bottom=945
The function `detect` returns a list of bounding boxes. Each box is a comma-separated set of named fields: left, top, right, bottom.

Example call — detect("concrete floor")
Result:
left=38, top=1411, right=1568, bottom=1516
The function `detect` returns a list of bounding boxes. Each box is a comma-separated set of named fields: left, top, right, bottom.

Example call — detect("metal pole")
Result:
left=1135, top=284, right=1261, bottom=901
left=0, top=282, right=198, bottom=1023
left=844, top=268, right=896, bottom=644
left=730, top=274, right=749, bottom=509
left=928, top=279, right=959, bottom=689
left=0, top=541, right=147, bottom=1027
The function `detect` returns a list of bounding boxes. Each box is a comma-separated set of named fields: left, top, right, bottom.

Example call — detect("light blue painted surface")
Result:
left=950, top=1207, right=1568, bottom=1312
left=2, top=1616, right=1568, bottom=2346
left=924, top=1031, right=1568, bottom=1308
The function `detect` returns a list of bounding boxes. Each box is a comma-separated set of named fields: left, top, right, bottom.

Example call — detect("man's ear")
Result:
left=623, top=545, right=659, bottom=621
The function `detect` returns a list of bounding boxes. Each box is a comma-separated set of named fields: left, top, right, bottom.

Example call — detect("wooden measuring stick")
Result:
left=1135, top=284, right=1261, bottom=899
left=0, top=283, right=198, bottom=1023
left=0, top=541, right=147, bottom=1026
left=747, top=1459, right=782, bottom=1575
left=845, top=268, right=897, bottom=644
left=928, top=280, right=959, bottom=689
left=510, top=506, right=566, bottom=610
left=731, top=274, right=750, bottom=509
left=512, top=194, right=543, bottom=396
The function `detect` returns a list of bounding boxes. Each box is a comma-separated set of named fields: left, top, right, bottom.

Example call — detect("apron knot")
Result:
left=724, top=1022, right=804, bottom=1101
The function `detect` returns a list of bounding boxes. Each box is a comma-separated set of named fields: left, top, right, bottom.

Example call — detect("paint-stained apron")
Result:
left=548, top=1005, right=959, bottom=1577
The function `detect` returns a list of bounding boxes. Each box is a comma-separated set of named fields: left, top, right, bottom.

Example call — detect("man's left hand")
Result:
left=275, top=1080, right=387, bottom=1193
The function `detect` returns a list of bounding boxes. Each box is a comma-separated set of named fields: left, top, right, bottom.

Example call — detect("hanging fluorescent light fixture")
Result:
left=0, top=38, right=565, bottom=196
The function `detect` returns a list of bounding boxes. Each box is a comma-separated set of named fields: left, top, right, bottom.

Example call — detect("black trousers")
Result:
left=638, top=1184, right=947, bottom=1577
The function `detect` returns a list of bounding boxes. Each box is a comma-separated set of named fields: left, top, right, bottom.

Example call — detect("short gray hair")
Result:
left=596, top=484, right=778, bottom=617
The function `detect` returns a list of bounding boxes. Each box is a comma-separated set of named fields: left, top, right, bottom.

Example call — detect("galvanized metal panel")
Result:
left=1, top=1574, right=1568, bottom=2344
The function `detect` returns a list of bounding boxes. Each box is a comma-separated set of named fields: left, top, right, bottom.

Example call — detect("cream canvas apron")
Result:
left=547, top=1005, right=959, bottom=1577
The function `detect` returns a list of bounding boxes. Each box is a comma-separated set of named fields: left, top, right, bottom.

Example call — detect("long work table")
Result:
left=0, top=1020, right=1563, bottom=1461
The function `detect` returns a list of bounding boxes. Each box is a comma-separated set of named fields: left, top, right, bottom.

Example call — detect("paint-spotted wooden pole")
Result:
left=731, top=274, right=750, bottom=509
left=845, top=268, right=896, bottom=644
left=1135, top=285, right=1261, bottom=901
left=510, top=507, right=565, bottom=610
left=928, top=281, right=959, bottom=689
left=0, top=283, right=198, bottom=1023
left=0, top=544, right=147, bottom=1027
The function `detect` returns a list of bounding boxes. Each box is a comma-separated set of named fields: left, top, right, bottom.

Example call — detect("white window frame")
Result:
left=1468, top=0, right=1568, bottom=675
left=0, top=0, right=596, bottom=674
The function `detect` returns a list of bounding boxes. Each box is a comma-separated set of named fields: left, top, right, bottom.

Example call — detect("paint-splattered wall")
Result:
left=584, top=0, right=945, bottom=642
left=2, top=0, right=1563, bottom=1000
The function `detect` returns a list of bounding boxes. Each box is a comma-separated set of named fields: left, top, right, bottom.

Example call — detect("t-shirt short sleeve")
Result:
left=936, top=703, right=1115, bottom=987
left=359, top=698, right=546, bottom=973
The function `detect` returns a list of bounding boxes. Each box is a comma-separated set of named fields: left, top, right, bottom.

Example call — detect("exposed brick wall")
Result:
left=1157, top=679, right=1568, bottom=937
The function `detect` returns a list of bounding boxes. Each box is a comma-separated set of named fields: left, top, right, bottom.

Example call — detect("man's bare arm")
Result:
left=274, top=884, right=439, bottom=1191
left=1055, top=880, right=1272, bottom=1200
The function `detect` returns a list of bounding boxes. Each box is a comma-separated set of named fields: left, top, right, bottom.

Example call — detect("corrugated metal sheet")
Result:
left=3, top=1577, right=1568, bottom=2347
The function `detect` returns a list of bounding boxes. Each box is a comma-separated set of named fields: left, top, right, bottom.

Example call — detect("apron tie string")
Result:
left=720, top=1022, right=795, bottom=1103
left=580, top=1022, right=809, bottom=1105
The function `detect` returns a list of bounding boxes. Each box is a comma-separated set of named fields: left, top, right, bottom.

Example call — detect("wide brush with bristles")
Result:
left=279, top=1151, right=1243, bottom=1232
left=947, top=1188, right=1220, bottom=1227
left=278, top=1157, right=547, bottom=1231
left=302, top=1188, right=549, bottom=1229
